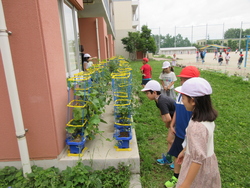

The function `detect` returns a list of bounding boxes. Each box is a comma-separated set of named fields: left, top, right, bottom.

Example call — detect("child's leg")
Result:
left=167, top=127, right=175, bottom=152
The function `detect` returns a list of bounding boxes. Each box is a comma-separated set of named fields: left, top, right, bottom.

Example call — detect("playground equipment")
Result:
left=244, top=35, right=250, bottom=68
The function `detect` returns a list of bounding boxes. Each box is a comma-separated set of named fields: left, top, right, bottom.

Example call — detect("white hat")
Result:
left=84, top=53, right=91, bottom=58
left=175, top=77, right=212, bottom=97
left=162, top=61, right=171, bottom=69
left=141, top=80, right=161, bottom=91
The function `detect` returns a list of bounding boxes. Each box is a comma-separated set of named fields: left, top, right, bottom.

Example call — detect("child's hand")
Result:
left=164, top=86, right=169, bottom=90
left=177, top=150, right=185, bottom=164
left=170, top=125, right=176, bottom=134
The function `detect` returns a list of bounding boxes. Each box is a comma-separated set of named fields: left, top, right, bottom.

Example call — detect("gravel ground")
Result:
left=154, top=52, right=250, bottom=78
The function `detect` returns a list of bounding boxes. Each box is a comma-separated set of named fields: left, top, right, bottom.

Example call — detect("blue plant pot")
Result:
left=114, top=130, right=132, bottom=149
left=66, top=137, right=86, bottom=154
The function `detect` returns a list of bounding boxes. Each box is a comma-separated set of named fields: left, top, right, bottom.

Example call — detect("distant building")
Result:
left=159, top=47, right=197, bottom=55
left=113, top=0, right=140, bottom=58
left=197, top=38, right=247, bottom=46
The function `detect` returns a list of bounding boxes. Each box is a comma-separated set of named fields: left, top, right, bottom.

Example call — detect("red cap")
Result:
left=240, top=54, right=244, bottom=56
left=142, top=58, right=149, bottom=62
left=177, top=66, right=200, bottom=78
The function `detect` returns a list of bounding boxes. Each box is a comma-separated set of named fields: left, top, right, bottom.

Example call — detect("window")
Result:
left=59, top=0, right=80, bottom=77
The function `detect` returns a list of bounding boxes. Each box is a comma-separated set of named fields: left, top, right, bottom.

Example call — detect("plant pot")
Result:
left=66, top=136, right=86, bottom=154
left=114, top=129, right=132, bottom=149
left=114, top=117, right=132, bottom=127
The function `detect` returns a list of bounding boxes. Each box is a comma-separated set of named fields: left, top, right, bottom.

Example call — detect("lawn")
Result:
left=130, top=60, right=250, bottom=188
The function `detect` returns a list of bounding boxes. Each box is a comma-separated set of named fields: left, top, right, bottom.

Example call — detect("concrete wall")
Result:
left=79, top=17, right=114, bottom=60
left=114, top=0, right=135, bottom=58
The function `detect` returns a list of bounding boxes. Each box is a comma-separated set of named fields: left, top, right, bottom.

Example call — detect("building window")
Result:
left=59, top=0, right=80, bottom=77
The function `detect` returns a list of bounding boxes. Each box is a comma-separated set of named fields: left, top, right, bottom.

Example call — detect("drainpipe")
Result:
left=0, top=0, right=31, bottom=176
left=96, top=18, right=101, bottom=60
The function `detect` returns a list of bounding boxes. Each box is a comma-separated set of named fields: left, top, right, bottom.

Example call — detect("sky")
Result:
left=139, top=0, right=250, bottom=43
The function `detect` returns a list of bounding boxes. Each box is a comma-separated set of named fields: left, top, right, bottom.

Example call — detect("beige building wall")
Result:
left=113, top=0, right=138, bottom=58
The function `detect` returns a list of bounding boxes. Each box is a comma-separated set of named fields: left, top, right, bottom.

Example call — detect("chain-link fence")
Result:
left=150, top=22, right=250, bottom=44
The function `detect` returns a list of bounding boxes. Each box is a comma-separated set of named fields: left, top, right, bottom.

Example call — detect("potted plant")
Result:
left=113, top=127, right=132, bottom=149
left=65, top=127, right=86, bottom=154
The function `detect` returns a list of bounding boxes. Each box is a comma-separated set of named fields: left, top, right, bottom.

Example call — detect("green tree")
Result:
left=207, top=40, right=213, bottom=45
left=137, top=25, right=156, bottom=56
left=122, top=25, right=156, bottom=59
left=224, top=28, right=242, bottom=39
left=231, top=40, right=238, bottom=50
left=121, top=31, right=140, bottom=60
left=243, top=29, right=250, bottom=37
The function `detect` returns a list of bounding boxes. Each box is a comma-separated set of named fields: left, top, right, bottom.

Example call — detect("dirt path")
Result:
left=154, top=52, right=250, bottom=78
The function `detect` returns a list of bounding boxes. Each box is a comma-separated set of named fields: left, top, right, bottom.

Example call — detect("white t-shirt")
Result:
left=159, top=72, right=177, bottom=89
left=84, top=61, right=93, bottom=70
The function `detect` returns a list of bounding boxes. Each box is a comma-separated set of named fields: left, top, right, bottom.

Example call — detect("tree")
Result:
left=137, top=25, right=156, bottom=56
left=121, top=31, right=140, bottom=60
left=224, top=28, right=242, bottom=39
left=121, top=25, right=156, bottom=59
left=243, top=29, right=250, bottom=37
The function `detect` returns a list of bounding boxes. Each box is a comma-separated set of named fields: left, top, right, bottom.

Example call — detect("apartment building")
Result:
left=113, top=0, right=139, bottom=58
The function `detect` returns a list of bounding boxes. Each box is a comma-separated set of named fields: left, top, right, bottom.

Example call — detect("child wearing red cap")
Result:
left=164, top=66, right=200, bottom=188
left=174, top=77, right=221, bottom=188
left=140, top=58, right=152, bottom=87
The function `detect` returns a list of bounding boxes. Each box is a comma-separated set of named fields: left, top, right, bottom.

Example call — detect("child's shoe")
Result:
left=169, top=163, right=174, bottom=170
left=156, top=153, right=172, bottom=165
left=164, top=176, right=178, bottom=188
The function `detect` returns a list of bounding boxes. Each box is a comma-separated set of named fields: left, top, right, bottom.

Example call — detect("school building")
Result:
left=159, top=47, right=197, bottom=55
left=0, top=0, right=139, bottom=172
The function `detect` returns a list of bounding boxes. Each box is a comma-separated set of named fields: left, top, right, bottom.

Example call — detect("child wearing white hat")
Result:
left=159, top=61, right=177, bottom=100
left=141, top=80, right=176, bottom=166
left=174, top=77, right=221, bottom=188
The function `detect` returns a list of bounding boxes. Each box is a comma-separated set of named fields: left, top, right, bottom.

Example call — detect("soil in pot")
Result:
left=119, top=132, right=129, bottom=137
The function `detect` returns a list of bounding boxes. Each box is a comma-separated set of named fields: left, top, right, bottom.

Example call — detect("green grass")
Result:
left=130, top=60, right=250, bottom=188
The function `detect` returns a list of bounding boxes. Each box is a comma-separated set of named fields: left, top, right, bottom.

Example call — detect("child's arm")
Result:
left=167, top=81, right=175, bottom=90
left=161, top=113, right=171, bottom=128
left=83, top=62, right=87, bottom=71
left=160, top=80, right=165, bottom=89
left=179, top=162, right=201, bottom=188
left=140, top=68, right=145, bottom=76
left=170, top=112, right=176, bottom=134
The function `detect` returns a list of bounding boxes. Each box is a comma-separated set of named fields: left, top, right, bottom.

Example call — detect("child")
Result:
left=140, top=58, right=152, bottom=87
left=238, top=54, right=244, bottom=69
left=141, top=80, right=176, bottom=165
left=159, top=61, right=177, bottom=100
left=196, top=51, right=199, bottom=62
left=218, top=52, right=223, bottom=65
left=83, top=53, right=97, bottom=71
left=172, top=54, right=177, bottom=66
left=225, top=52, right=230, bottom=65
left=175, top=77, right=221, bottom=188
left=164, top=66, right=200, bottom=188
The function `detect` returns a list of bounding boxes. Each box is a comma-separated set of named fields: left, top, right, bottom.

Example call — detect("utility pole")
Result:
left=174, top=26, right=176, bottom=48
left=239, top=21, right=243, bottom=50
left=158, top=27, right=160, bottom=53
left=191, top=25, right=193, bottom=46
left=205, top=24, right=208, bottom=45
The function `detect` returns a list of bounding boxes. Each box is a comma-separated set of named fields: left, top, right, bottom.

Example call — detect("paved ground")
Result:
left=154, top=52, right=250, bottom=78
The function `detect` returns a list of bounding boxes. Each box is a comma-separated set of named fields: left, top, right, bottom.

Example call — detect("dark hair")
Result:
left=147, top=90, right=161, bottom=95
left=188, top=95, right=218, bottom=122
left=79, top=45, right=84, bottom=53
left=162, top=66, right=174, bottom=73
left=83, top=57, right=90, bottom=62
